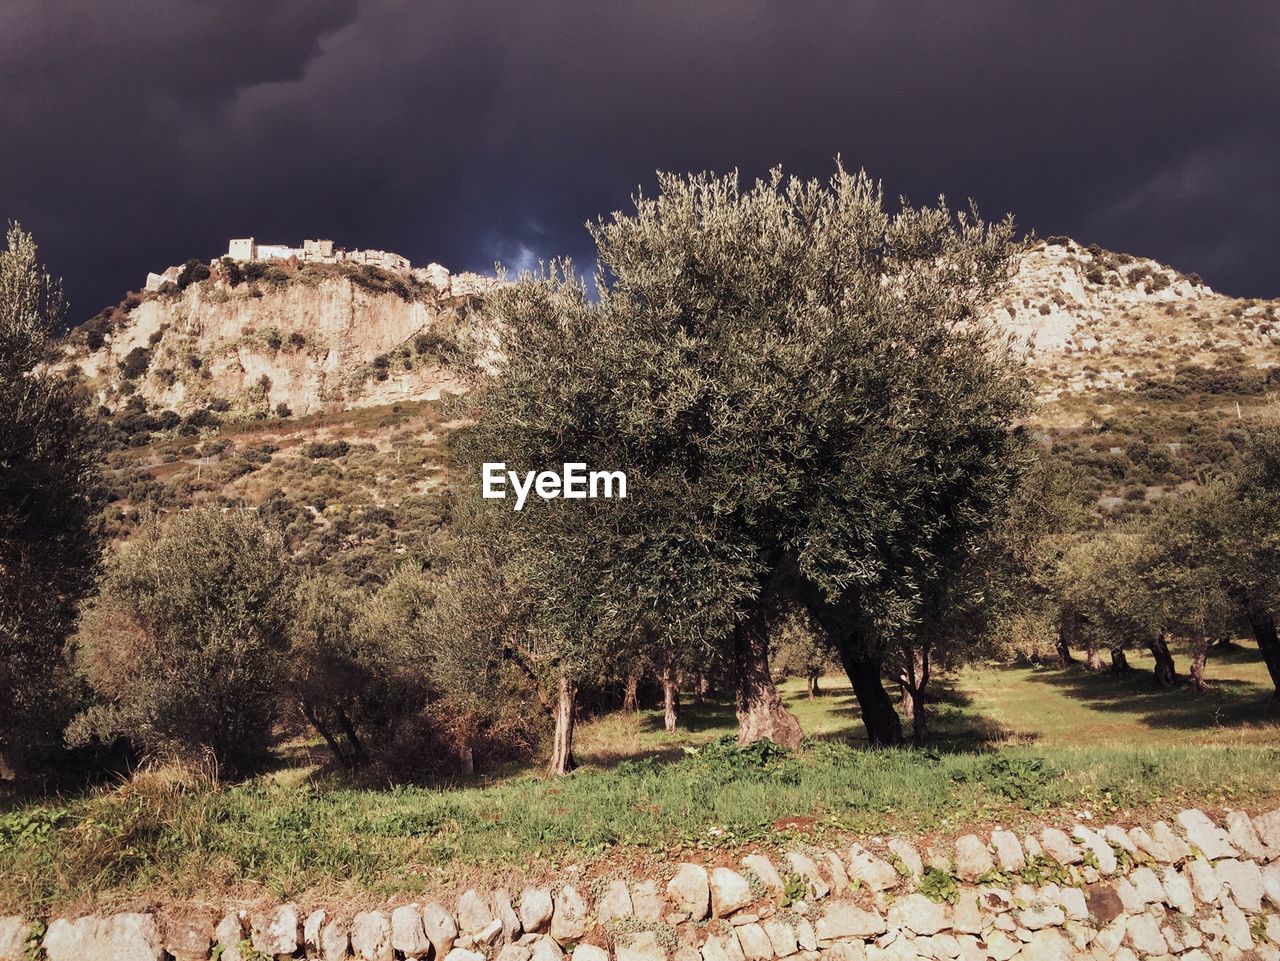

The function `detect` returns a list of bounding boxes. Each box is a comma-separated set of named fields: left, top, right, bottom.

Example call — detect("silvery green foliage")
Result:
left=453, top=166, right=1030, bottom=692
left=1, top=223, right=102, bottom=779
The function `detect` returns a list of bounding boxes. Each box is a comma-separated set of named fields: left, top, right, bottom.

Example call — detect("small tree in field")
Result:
left=0, top=223, right=102, bottom=781
left=457, top=166, right=1029, bottom=754
left=71, top=508, right=293, bottom=773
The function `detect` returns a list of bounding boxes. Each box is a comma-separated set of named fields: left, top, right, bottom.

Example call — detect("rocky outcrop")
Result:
left=62, top=264, right=499, bottom=418
left=6, top=806, right=1280, bottom=961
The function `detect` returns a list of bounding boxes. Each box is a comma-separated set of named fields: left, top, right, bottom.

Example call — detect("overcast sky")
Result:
left=3, top=0, right=1278, bottom=319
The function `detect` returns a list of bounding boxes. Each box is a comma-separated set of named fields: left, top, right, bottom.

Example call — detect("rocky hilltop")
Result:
left=62, top=259, right=498, bottom=419
left=62, top=238, right=1278, bottom=423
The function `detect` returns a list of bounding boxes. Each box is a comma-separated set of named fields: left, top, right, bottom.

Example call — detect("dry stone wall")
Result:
left=3, top=807, right=1280, bottom=961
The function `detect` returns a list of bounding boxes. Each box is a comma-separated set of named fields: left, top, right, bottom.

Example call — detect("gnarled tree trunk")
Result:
left=662, top=663, right=679, bottom=733
left=839, top=644, right=904, bottom=748
left=1149, top=633, right=1178, bottom=686
left=1109, top=648, right=1131, bottom=674
left=1188, top=637, right=1209, bottom=693
left=548, top=673, right=577, bottom=775
left=731, top=606, right=805, bottom=750
left=622, top=672, right=639, bottom=712
left=1056, top=607, right=1077, bottom=666
left=1244, top=606, right=1280, bottom=699
left=806, top=671, right=821, bottom=698
left=1085, top=641, right=1105, bottom=672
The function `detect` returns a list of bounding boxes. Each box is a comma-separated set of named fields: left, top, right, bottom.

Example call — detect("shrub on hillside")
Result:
left=118, top=346, right=151, bottom=380
left=305, top=439, right=351, bottom=459
left=176, top=259, right=211, bottom=290
left=69, top=508, right=294, bottom=774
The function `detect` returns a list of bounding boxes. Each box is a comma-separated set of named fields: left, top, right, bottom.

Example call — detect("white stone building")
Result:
left=224, top=238, right=410, bottom=271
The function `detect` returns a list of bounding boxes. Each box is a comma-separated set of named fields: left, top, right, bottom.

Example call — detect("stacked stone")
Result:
left=2, top=807, right=1278, bottom=961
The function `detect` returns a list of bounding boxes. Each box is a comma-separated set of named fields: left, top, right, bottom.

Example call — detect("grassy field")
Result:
left=1, top=641, right=1277, bottom=914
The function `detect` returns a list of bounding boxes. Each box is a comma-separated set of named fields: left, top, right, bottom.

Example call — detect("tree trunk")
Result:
left=1188, top=637, right=1209, bottom=693
left=548, top=673, right=577, bottom=775
left=1212, top=634, right=1234, bottom=651
left=694, top=672, right=709, bottom=705
left=838, top=644, right=904, bottom=748
left=1148, top=633, right=1178, bottom=686
left=1109, top=648, right=1131, bottom=674
left=1085, top=642, right=1104, bottom=672
left=333, top=705, right=368, bottom=767
left=806, top=671, right=820, bottom=698
left=1056, top=608, right=1077, bottom=665
left=622, top=672, right=639, bottom=713
left=662, top=664, right=679, bottom=733
left=301, top=701, right=348, bottom=767
left=1244, top=607, right=1280, bottom=698
left=731, top=606, right=805, bottom=750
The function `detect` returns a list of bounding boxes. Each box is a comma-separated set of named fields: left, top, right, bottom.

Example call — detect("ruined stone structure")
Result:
left=3, top=806, right=1279, bottom=960
left=225, top=237, right=411, bottom=271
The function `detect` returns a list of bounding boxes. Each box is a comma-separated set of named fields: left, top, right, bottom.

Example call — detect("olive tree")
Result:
left=457, top=166, right=1029, bottom=755
left=70, top=508, right=293, bottom=773
left=0, top=223, right=102, bottom=780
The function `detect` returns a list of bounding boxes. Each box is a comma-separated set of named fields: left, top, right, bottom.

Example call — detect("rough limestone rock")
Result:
left=990, top=830, right=1025, bottom=872
left=494, top=889, right=523, bottom=942
left=632, top=880, right=665, bottom=922
left=549, top=885, right=588, bottom=943
left=702, top=933, right=747, bottom=961
left=952, top=835, right=995, bottom=879
left=1039, top=828, right=1083, bottom=865
left=44, top=914, right=165, bottom=961
left=530, top=935, right=565, bottom=961
left=1265, top=862, right=1280, bottom=908
left=984, top=930, right=1020, bottom=961
left=391, top=905, right=432, bottom=957
left=1074, top=826, right=1117, bottom=874
left=618, top=931, right=668, bottom=961
left=424, top=901, right=460, bottom=955
left=668, top=864, right=711, bottom=920
left=1127, top=825, right=1171, bottom=863
left=1021, top=927, right=1071, bottom=961
left=598, top=878, right=635, bottom=924
left=1017, top=900, right=1065, bottom=931
left=1254, top=808, right=1280, bottom=851
left=518, top=889, right=553, bottom=933
left=711, top=867, right=755, bottom=917
left=815, top=900, right=887, bottom=940
left=350, top=911, right=392, bottom=961
left=1084, top=883, right=1125, bottom=925
left=1178, top=809, right=1239, bottom=860
left=735, top=923, right=774, bottom=960
left=887, top=894, right=946, bottom=935
left=1129, top=866, right=1164, bottom=903
left=1058, top=886, right=1088, bottom=921
left=458, top=890, right=495, bottom=936
left=321, top=916, right=351, bottom=961
left=499, top=945, right=535, bottom=961
left=1219, top=895, right=1254, bottom=950
left=951, top=891, right=982, bottom=934
left=214, top=913, right=245, bottom=961
left=1216, top=858, right=1265, bottom=911
left=0, top=919, right=30, bottom=961
left=1225, top=810, right=1269, bottom=860
left=303, top=910, right=326, bottom=956
left=887, top=840, right=924, bottom=880
left=1189, top=857, right=1223, bottom=903
left=790, top=852, right=833, bottom=897
left=742, top=855, right=786, bottom=895
left=763, top=918, right=799, bottom=956
left=1152, top=820, right=1193, bottom=861
left=251, top=903, right=299, bottom=957
left=1103, top=825, right=1137, bottom=855
left=1124, top=913, right=1168, bottom=955
left=575, top=945, right=609, bottom=961
left=163, top=913, right=214, bottom=961
left=823, top=851, right=851, bottom=894
left=447, top=950, right=489, bottom=961
left=1161, top=865, right=1195, bottom=915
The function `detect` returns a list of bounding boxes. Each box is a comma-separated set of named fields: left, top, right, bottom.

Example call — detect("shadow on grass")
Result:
left=1029, top=662, right=1278, bottom=732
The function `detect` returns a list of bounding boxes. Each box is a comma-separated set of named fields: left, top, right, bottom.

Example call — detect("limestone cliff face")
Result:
left=66, top=268, right=497, bottom=417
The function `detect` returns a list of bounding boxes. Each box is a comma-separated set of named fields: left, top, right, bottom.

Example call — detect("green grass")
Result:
left=2, top=644, right=1278, bottom=914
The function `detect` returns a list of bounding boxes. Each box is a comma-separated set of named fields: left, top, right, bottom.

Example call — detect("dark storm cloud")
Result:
left=3, top=0, right=1278, bottom=318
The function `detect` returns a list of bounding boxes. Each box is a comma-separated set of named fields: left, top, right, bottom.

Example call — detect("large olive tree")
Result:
left=0, top=224, right=102, bottom=781
left=456, top=166, right=1029, bottom=756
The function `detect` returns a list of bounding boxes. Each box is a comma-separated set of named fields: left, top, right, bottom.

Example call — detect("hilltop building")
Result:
left=225, top=238, right=410, bottom=271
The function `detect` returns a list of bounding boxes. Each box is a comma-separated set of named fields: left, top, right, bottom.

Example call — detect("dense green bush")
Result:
left=70, top=509, right=295, bottom=773
left=117, top=346, right=151, bottom=379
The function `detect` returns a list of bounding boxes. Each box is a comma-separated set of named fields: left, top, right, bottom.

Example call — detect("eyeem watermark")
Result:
left=483, top=462, right=627, bottom=511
